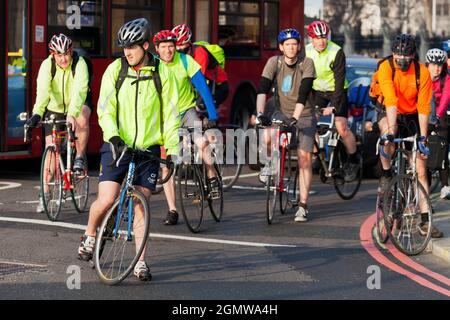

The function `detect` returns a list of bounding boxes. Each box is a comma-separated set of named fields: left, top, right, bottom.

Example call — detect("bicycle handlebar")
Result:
left=377, top=134, right=430, bottom=159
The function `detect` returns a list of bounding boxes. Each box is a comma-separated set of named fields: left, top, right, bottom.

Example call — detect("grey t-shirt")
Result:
left=262, top=55, right=316, bottom=117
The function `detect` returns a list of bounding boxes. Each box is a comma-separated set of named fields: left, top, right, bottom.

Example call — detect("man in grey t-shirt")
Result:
left=254, top=28, right=316, bottom=223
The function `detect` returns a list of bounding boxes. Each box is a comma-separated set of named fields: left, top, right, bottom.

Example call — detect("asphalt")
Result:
left=428, top=194, right=450, bottom=263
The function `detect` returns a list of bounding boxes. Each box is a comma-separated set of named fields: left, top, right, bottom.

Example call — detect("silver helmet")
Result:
left=117, top=18, right=151, bottom=47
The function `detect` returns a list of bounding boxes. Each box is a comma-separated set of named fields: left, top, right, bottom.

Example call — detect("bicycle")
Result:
left=258, top=119, right=299, bottom=225
left=314, top=111, right=363, bottom=200
left=176, top=125, right=224, bottom=233
left=94, top=146, right=174, bottom=285
left=378, top=134, right=433, bottom=255
left=23, top=113, right=89, bottom=221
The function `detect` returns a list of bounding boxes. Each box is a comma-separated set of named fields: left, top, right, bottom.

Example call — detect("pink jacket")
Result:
left=433, top=73, right=450, bottom=118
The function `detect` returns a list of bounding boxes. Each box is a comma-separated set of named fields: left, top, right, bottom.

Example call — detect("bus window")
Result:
left=218, top=0, right=260, bottom=59
left=173, top=0, right=188, bottom=27
left=47, top=0, right=106, bottom=56
left=111, top=0, right=163, bottom=56
left=263, top=1, right=279, bottom=49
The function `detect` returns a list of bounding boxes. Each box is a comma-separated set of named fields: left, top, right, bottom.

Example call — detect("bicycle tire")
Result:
left=280, top=149, right=297, bottom=215
left=71, top=152, right=89, bottom=213
left=383, top=174, right=432, bottom=255
left=220, top=138, right=243, bottom=191
left=41, top=145, right=63, bottom=221
left=208, top=163, right=224, bottom=222
left=333, top=143, right=362, bottom=200
left=266, top=162, right=277, bottom=225
left=375, top=193, right=389, bottom=244
left=428, top=169, right=440, bottom=194
left=177, top=163, right=205, bottom=233
left=94, top=188, right=150, bottom=285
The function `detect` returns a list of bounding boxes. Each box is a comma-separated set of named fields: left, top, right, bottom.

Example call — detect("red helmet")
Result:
left=308, top=21, right=330, bottom=39
left=153, top=30, right=177, bottom=45
left=171, top=24, right=192, bottom=46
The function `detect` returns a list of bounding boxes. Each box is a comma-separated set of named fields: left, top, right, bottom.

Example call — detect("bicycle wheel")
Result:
left=383, top=174, right=432, bottom=255
left=208, top=163, right=224, bottom=222
left=266, top=161, right=278, bottom=225
left=177, top=163, right=205, bottom=233
left=94, top=188, right=150, bottom=285
left=333, top=143, right=363, bottom=200
left=152, top=165, right=165, bottom=195
left=375, top=192, right=389, bottom=244
left=71, top=153, right=89, bottom=213
left=428, top=169, right=440, bottom=194
left=280, top=150, right=298, bottom=215
left=219, top=137, right=243, bottom=191
left=40, top=145, right=63, bottom=221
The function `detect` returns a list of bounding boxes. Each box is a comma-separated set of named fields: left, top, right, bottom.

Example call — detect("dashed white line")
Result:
left=0, top=182, right=22, bottom=191
left=0, top=217, right=297, bottom=248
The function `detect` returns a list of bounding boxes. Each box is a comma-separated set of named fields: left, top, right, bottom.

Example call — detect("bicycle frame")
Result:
left=316, top=113, right=340, bottom=179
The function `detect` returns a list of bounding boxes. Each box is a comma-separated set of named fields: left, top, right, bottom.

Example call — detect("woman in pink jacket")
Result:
left=427, top=48, right=450, bottom=199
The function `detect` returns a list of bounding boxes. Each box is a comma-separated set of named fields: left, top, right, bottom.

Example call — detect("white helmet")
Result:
left=426, top=48, right=447, bottom=65
left=48, top=33, right=73, bottom=54
left=171, top=24, right=193, bottom=46
left=117, top=18, right=151, bottom=47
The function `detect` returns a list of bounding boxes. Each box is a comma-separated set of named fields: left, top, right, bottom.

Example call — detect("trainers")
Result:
left=294, top=206, right=308, bottom=222
left=208, top=177, right=221, bottom=200
left=73, top=156, right=86, bottom=172
left=164, top=210, right=179, bottom=225
left=78, top=235, right=95, bottom=261
left=440, top=186, right=450, bottom=200
left=36, top=193, right=50, bottom=213
left=258, top=163, right=272, bottom=185
left=343, top=161, right=359, bottom=182
left=419, top=223, right=444, bottom=238
left=134, top=261, right=152, bottom=281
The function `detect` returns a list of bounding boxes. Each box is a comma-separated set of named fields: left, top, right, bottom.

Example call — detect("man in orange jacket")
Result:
left=377, top=34, right=442, bottom=238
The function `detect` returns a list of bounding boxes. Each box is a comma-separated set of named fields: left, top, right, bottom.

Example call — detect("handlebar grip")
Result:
left=418, top=141, right=430, bottom=156
left=158, top=160, right=174, bottom=184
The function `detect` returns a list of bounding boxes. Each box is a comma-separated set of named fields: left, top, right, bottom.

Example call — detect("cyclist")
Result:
left=153, top=29, right=219, bottom=225
left=255, top=28, right=316, bottom=222
left=172, top=24, right=229, bottom=107
left=426, top=48, right=450, bottom=199
left=25, top=33, right=92, bottom=213
left=377, top=34, right=443, bottom=238
left=77, top=18, right=180, bottom=280
left=305, top=20, right=360, bottom=182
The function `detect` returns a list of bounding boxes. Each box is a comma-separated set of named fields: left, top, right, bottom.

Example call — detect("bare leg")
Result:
left=298, top=149, right=313, bottom=205
left=162, top=166, right=177, bottom=211
left=75, top=105, right=91, bottom=157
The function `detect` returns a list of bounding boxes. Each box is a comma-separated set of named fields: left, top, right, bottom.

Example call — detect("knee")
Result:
left=76, top=116, right=89, bottom=130
left=95, top=196, right=116, bottom=211
left=298, top=153, right=312, bottom=170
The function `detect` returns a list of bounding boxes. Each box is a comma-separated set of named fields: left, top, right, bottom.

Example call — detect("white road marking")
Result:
left=0, top=260, right=47, bottom=268
left=17, top=201, right=40, bottom=204
left=0, top=217, right=297, bottom=248
left=0, top=182, right=21, bottom=191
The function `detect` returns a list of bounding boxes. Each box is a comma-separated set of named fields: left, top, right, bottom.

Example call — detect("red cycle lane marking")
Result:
left=360, top=214, right=450, bottom=297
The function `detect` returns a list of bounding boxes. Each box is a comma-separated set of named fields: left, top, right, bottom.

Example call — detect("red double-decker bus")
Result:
left=1, top=0, right=304, bottom=160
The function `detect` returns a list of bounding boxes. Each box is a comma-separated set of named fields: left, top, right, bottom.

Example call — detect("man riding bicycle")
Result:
left=305, top=21, right=360, bottom=182
left=77, top=18, right=180, bottom=280
left=26, top=33, right=92, bottom=213
left=172, top=24, right=229, bottom=108
left=153, top=29, right=219, bottom=226
left=377, top=34, right=443, bottom=238
left=426, top=48, right=450, bottom=200
left=255, top=28, right=316, bottom=223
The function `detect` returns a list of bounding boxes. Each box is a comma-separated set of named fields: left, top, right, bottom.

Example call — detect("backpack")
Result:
left=51, top=49, right=94, bottom=89
left=114, top=53, right=164, bottom=134
left=193, top=41, right=226, bottom=70
left=369, top=55, right=420, bottom=107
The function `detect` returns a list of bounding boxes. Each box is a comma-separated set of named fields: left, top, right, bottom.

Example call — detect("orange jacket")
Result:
left=378, top=59, right=432, bottom=116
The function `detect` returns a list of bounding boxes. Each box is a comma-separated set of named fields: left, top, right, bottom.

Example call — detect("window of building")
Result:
left=263, top=1, right=279, bottom=49
left=173, top=0, right=188, bottom=26
left=218, top=0, right=260, bottom=58
left=444, top=2, right=449, bottom=15
left=437, top=4, right=442, bottom=16
left=194, top=0, right=210, bottom=42
left=48, top=0, right=106, bottom=56
left=111, top=0, right=163, bottom=55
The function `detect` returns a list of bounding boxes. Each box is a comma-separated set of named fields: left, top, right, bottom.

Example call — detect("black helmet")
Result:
left=391, top=34, right=416, bottom=56
left=117, top=18, right=151, bottom=47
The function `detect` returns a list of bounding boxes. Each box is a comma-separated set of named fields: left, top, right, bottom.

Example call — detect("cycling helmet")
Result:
left=391, top=34, right=416, bottom=56
left=153, top=30, right=177, bottom=45
left=117, top=18, right=151, bottom=47
left=443, top=39, right=450, bottom=52
left=172, top=24, right=192, bottom=46
left=426, top=48, right=447, bottom=65
left=308, top=21, right=330, bottom=39
left=48, top=33, right=73, bottom=54
left=278, top=28, right=301, bottom=44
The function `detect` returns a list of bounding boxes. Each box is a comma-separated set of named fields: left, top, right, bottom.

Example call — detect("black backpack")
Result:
left=114, top=53, right=164, bottom=133
left=51, top=49, right=94, bottom=89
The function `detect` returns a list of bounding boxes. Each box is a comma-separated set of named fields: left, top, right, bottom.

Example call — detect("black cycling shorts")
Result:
left=98, top=143, right=161, bottom=192
left=312, top=90, right=349, bottom=118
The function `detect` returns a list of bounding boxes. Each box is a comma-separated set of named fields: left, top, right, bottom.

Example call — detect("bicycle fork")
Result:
left=114, top=161, right=136, bottom=242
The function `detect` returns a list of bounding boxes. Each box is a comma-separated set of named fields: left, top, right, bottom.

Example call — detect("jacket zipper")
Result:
left=132, top=71, right=140, bottom=149
left=62, top=70, right=66, bottom=114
